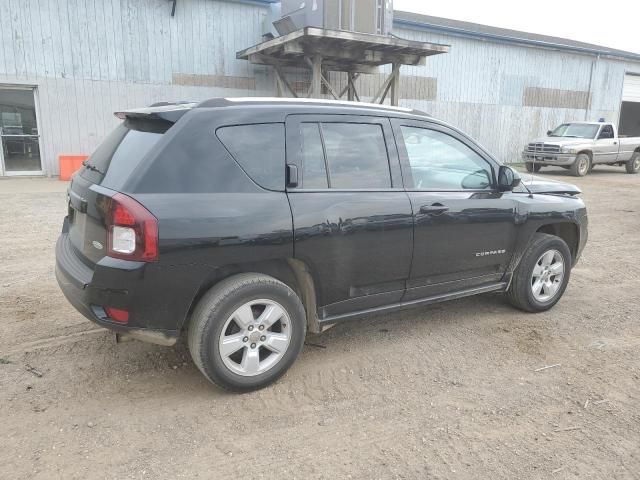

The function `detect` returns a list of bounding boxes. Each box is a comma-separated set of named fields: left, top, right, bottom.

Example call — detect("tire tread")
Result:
left=187, top=273, right=304, bottom=392
left=507, top=233, right=571, bottom=312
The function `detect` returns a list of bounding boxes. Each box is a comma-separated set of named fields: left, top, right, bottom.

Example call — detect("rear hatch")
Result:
left=66, top=104, right=193, bottom=266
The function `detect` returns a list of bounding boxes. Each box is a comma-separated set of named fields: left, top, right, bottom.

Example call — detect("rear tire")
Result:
left=625, top=152, right=640, bottom=174
left=525, top=162, right=541, bottom=173
left=570, top=153, right=590, bottom=177
left=507, top=233, right=572, bottom=313
left=188, top=273, right=306, bottom=392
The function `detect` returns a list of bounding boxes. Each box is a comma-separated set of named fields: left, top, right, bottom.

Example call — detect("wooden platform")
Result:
left=237, top=28, right=449, bottom=105
left=237, top=27, right=450, bottom=74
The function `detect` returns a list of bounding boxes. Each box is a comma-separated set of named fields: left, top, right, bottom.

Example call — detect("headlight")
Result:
left=561, top=146, right=577, bottom=154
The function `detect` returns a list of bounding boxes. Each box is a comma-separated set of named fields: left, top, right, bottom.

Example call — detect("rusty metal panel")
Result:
left=523, top=87, right=591, bottom=109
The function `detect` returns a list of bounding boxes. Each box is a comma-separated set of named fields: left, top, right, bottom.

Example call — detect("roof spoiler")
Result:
left=114, top=102, right=197, bottom=123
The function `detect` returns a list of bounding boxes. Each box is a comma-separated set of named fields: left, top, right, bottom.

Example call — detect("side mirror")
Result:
left=547, top=130, right=553, bottom=136
left=498, top=166, right=521, bottom=192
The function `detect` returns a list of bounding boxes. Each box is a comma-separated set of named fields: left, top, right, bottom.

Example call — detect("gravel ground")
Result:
left=0, top=167, right=639, bottom=479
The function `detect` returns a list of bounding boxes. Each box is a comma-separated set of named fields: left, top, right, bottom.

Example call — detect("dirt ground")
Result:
left=0, top=167, right=639, bottom=480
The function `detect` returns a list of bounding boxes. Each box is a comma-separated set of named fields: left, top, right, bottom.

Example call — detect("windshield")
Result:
left=549, top=123, right=599, bottom=139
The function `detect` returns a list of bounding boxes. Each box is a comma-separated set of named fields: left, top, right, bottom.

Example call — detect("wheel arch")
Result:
left=181, top=258, right=321, bottom=334
left=576, top=150, right=593, bottom=160
left=535, top=222, right=580, bottom=263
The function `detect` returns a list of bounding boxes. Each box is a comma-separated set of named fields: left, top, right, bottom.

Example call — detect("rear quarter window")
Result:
left=216, top=123, right=285, bottom=191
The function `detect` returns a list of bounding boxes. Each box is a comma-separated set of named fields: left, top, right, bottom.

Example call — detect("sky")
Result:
left=394, top=0, right=640, bottom=54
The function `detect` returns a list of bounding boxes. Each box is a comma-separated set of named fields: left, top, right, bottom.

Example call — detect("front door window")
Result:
left=0, top=87, right=41, bottom=174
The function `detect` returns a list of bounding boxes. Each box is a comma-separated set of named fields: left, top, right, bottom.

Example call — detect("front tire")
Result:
left=525, top=162, right=542, bottom=173
left=188, top=273, right=306, bottom=392
left=570, top=153, right=591, bottom=177
left=507, top=233, right=572, bottom=313
left=625, top=152, right=640, bottom=174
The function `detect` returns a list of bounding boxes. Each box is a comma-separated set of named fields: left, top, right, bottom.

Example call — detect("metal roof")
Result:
left=394, top=11, right=640, bottom=62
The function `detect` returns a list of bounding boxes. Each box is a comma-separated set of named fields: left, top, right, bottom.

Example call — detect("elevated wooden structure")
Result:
left=237, top=27, right=450, bottom=106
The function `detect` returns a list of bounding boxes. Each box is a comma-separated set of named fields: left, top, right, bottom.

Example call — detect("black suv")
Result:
left=56, top=98, right=588, bottom=391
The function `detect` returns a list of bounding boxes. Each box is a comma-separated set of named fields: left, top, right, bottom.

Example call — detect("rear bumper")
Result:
left=522, top=152, right=576, bottom=166
left=55, top=233, right=179, bottom=346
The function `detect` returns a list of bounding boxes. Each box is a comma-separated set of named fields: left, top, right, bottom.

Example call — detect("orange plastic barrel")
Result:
left=59, top=154, right=88, bottom=181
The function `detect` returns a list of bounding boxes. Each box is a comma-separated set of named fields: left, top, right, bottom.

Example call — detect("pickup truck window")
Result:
left=400, top=126, right=492, bottom=191
left=598, top=125, right=614, bottom=139
left=549, top=123, right=599, bottom=139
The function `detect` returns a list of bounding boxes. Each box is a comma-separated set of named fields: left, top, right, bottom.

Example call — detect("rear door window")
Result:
left=321, top=123, right=391, bottom=189
left=296, top=121, right=392, bottom=189
left=216, top=123, right=285, bottom=191
left=300, top=123, right=329, bottom=188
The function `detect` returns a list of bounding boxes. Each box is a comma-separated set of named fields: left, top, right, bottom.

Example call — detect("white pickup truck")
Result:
left=522, top=121, right=640, bottom=176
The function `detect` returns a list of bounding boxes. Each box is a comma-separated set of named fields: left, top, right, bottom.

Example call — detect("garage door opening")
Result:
left=620, top=74, right=640, bottom=137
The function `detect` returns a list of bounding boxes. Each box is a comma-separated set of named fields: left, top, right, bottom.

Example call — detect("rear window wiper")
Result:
left=82, top=160, right=105, bottom=175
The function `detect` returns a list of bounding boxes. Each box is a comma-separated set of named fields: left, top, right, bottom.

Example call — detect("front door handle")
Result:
left=419, top=203, right=449, bottom=215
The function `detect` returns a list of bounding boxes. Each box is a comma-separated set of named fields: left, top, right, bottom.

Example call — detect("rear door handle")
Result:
left=419, top=203, right=449, bottom=215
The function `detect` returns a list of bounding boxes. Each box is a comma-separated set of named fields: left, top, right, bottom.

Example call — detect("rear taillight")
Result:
left=106, top=193, right=158, bottom=262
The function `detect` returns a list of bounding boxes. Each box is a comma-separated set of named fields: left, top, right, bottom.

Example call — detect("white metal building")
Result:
left=0, top=0, right=639, bottom=177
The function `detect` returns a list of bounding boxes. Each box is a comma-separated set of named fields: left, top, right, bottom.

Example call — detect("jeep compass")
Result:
left=56, top=98, right=588, bottom=391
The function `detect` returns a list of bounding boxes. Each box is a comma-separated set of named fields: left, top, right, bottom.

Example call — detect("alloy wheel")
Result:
left=531, top=249, right=565, bottom=302
left=218, top=299, right=291, bottom=376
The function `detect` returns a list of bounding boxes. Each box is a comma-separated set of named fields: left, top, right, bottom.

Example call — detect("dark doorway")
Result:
left=619, top=101, right=640, bottom=137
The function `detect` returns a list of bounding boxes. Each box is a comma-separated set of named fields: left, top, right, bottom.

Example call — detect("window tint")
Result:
left=300, top=123, right=328, bottom=188
left=81, top=119, right=168, bottom=189
left=599, top=125, right=614, bottom=139
left=217, top=123, right=285, bottom=191
left=401, top=126, right=492, bottom=190
left=321, top=123, right=391, bottom=189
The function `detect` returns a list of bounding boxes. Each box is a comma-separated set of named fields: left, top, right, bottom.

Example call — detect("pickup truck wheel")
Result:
left=507, top=233, right=572, bottom=313
left=187, top=273, right=306, bottom=392
left=570, top=153, right=590, bottom=177
left=626, top=152, right=640, bottom=174
left=525, top=162, right=541, bottom=173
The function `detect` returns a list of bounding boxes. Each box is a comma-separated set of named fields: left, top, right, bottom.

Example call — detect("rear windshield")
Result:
left=80, top=119, right=169, bottom=189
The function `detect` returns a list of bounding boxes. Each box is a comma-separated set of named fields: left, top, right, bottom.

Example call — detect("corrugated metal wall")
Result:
left=0, top=0, right=638, bottom=175
left=0, top=0, right=273, bottom=175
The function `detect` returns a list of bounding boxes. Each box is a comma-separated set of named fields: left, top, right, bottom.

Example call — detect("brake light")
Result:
left=106, top=193, right=158, bottom=262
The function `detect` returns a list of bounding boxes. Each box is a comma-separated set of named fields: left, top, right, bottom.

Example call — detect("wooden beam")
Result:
left=310, top=55, right=323, bottom=99
left=390, top=63, right=400, bottom=106
left=274, top=65, right=299, bottom=98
